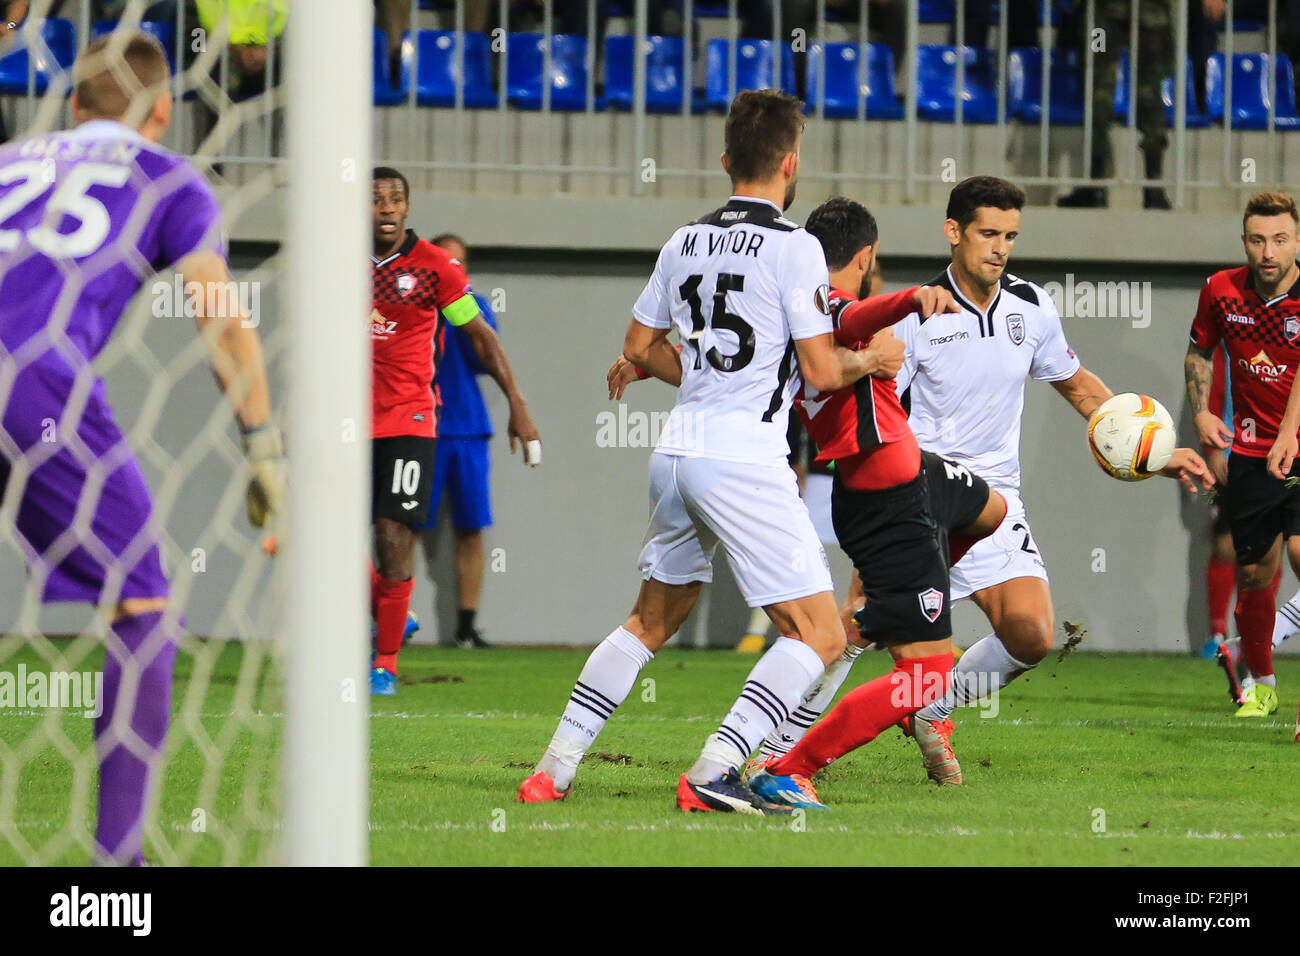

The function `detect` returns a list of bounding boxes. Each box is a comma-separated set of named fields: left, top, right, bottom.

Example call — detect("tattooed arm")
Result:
left=1050, top=366, right=1113, bottom=419
left=1186, top=341, right=1232, bottom=449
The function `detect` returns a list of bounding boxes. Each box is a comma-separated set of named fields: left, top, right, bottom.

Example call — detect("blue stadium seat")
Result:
left=805, top=42, right=903, bottom=119
left=1206, top=52, right=1300, bottom=129
left=916, top=45, right=999, bottom=123
left=373, top=28, right=407, bottom=105
left=919, top=0, right=953, bottom=23
left=0, top=19, right=76, bottom=95
left=1114, top=52, right=1211, bottom=128
left=604, top=35, right=685, bottom=113
left=507, top=33, right=590, bottom=110
left=91, top=20, right=178, bottom=73
left=415, top=29, right=498, bottom=107
left=704, top=39, right=796, bottom=111
left=1009, top=48, right=1082, bottom=124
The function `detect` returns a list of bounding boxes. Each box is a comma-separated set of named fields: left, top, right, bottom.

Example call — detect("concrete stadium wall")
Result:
left=5, top=238, right=1296, bottom=656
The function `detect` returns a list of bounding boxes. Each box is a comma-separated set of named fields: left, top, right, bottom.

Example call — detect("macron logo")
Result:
left=50, top=886, right=151, bottom=936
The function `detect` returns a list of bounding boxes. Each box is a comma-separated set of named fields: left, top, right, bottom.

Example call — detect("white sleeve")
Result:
left=893, top=312, right=921, bottom=394
left=1029, top=293, right=1081, bottom=382
left=780, top=230, right=833, bottom=341
left=632, top=239, right=674, bottom=329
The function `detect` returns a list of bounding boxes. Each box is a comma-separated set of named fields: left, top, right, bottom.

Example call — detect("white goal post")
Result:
left=283, top=0, right=371, bottom=866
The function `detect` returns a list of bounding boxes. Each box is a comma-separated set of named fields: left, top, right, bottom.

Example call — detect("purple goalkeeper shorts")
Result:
left=1, top=361, right=170, bottom=604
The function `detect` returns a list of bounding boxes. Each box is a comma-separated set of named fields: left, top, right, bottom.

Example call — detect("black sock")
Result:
left=457, top=609, right=477, bottom=635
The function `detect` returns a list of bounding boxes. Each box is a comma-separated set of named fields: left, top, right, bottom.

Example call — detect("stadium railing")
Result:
left=1, top=3, right=1295, bottom=212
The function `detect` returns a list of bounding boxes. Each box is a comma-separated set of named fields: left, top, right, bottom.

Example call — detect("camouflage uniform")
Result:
left=1085, top=0, right=1173, bottom=178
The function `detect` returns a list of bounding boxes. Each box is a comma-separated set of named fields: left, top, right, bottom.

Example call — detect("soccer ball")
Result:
left=1087, top=393, right=1176, bottom=481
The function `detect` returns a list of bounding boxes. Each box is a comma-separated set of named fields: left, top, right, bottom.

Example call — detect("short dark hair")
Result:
left=805, top=197, right=879, bottom=271
left=74, top=32, right=170, bottom=120
left=1243, top=191, right=1299, bottom=231
left=723, top=89, right=804, bottom=185
left=432, top=232, right=466, bottom=250
left=945, top=176, right=1026, bottom=231
left=373, top=166, right=410, bottom=201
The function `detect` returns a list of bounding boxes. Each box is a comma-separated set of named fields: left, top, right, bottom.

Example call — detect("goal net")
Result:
left=0, top=0, right=368, bottom=865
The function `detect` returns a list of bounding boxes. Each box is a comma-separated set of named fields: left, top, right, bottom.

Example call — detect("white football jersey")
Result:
left=896, top=267, right=1080, bottom=491
left=632, top=196, right=832, bottom=465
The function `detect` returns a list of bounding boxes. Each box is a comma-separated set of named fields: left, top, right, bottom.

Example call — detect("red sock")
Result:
left=1206, top=558, right=1235, bottom=637
left=1235, top=587, right=1275, bottom=680
left=373, top=576, right=414, bottom=675
left=771, top=652, right=954, bottom=778
left=368, top=560, right=381, bottom=622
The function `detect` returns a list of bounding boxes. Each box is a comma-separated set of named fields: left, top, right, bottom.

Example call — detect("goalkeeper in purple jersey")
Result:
left=0, top=33, right=284, bottom=864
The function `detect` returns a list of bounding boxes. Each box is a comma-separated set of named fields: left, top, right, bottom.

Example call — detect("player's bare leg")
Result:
left=749, top=634, right=955, bottom=807
left=371, top=517, right=417, bottom=690
left=95, top=596, right=180, bottom=865
left=752, top=572, right=868, bottom=764
left=896, top=574, right=1051, bottom=785
left=520, top=578, right=702, bottom=801
left=754, top=488, right=1007, bottom=768
left=453, top=528, right=488, bottom=647
left=1232, top=534, right=1283, bottom=716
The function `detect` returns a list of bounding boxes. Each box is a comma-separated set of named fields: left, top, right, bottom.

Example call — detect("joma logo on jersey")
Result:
left=369, top=309, right=397, bottom=338
left=1225, top=312, right=1255, bottom=325
left=1241, top=349, right=1289, bottom=381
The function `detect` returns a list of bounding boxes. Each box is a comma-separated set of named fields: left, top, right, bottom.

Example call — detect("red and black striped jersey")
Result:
left=795, top=286, right=920, bottom=490
left=370, top=230, right=474, bottom=439
left=1190, top=263, right=1300, bottom=457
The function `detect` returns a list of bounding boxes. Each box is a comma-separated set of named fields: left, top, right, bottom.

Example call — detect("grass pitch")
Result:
left=3, top=643, right=1298, bottom=865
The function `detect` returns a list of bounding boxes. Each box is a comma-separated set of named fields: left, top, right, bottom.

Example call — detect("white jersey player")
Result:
left=516, top=90, right=902, bottom=813
left=755, top=176, right=1211, bottom=785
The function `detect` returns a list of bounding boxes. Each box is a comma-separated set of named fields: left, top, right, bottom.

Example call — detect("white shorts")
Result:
left=949, top=488, right=1048, bottom=602
left=637, top=452, right=834, bottom=607
left=801, top=472, right=837, bottom=546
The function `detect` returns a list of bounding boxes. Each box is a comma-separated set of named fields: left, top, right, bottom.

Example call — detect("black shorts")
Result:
left=832, top=465, right=951, bottom=646
left=1226, top=452, right=1300, bottom=565
left=1211, top=498, right=1231, bottom=536
left=922, top=450, right=993, bottom=545
left=373, top=436, right=437, bottom=526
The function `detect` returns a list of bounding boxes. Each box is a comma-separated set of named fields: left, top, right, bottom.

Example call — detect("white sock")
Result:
left=1255, top=673, right=1277, bottom=688
left=915, top=634, right=1032, bottom=723
left=744, top=607, right=770, bottom=638
left=756, top=643, right=864, bottom=759
left=1273, top=588, right=1300, bottom=648
left=536, top=627, right=654, bottom=791
left=689, top=637, right=825, bottom=783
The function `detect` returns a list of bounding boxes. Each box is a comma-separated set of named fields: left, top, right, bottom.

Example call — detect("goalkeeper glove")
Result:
left=241, top=423, right=287, bottom=532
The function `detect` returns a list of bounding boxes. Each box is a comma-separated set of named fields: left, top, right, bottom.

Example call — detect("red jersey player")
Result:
left=369, top=167, right=539, bottom=694
left=1187, top=190, right=1300, bottom=721
left=608, top=197, right=1009, bottom=808
left=744, top=197, right=1011, bottom=806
